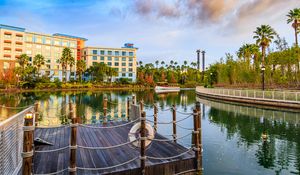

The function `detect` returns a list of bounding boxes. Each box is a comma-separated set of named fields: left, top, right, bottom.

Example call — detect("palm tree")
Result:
left=60, top=48, right=73, bottom=82
left=106, top=67, right=118, bottom=83
left=138, top=61, right=143, bottom=67
left=155, top=60, right=159, bottom=68
left=161, top=61, right=165, bottom=67
left=18, top=54, right=29, bottom=70
left=287, top=8, right=300, bottom=47
left=76, top=60, right=86, bottom=82
left=253, top=25, right=276, bottom=90
left=69, top=56, right=75, bottom=81
left=33, top=54, right=45, bottom=77
left=253, top=25, right=276, bottom=65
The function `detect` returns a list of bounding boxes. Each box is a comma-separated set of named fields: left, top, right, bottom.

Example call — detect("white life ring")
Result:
left=128, top=122, right=154, bottom=147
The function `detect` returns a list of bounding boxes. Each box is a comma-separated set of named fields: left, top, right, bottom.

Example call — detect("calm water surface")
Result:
left=0, top=90, right=299, bottom=175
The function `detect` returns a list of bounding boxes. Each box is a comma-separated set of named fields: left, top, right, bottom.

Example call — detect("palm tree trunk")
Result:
left=295, top=20, right=298, bottom=47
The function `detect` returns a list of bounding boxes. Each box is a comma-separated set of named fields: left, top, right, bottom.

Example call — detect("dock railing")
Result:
left=0, top=105, right=34, bottom=175
left=196, top=87, right=300, bottom=103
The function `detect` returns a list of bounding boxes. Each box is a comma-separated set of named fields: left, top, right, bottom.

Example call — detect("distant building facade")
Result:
left=0, top=24, right=137, bottom=82
left=81, top=43, right=138, bottom=82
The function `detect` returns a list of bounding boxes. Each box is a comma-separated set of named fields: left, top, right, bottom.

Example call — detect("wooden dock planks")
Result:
left=33, top=121, right=195, bottom=175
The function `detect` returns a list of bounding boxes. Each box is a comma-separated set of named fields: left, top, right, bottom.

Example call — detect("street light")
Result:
left=196, top=50, right=201, bottom=71
left=261, top=65, right=265, bottom=91
left=210, top=72, right=213, bottom=87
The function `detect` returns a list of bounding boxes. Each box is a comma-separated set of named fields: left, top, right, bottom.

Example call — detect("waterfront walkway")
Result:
left=196, top=87, right=300, bottom=109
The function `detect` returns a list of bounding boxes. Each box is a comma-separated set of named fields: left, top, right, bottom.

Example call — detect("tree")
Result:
left=33, top=54, right=45, bottom=77
left=17, top=54, right=29, bottom=80
left=60, top=48, right=73, bottom=82
left=287, top=8, right=300, bottom=47
left=161, top=61, right=165, bottom=67
left=69, top=56, right=75, bottom=81
left=253, top=25, right=276, bottom=66
left=76, top=60, right=86, bottom=82
left=155, top=60, right=159, bottom=68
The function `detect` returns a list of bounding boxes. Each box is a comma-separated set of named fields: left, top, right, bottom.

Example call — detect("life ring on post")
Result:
left=128, top=122, right=154, bottom=147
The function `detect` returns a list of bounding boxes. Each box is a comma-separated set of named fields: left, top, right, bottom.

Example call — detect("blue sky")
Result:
left=0, top=0, right=300, bottom=67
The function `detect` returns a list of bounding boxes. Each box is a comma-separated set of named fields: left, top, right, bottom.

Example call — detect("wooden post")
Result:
left=132, top=95, right=136, bottom=105
left=127, top=97, right=130, bottom=121
left=69, top=106, right=77, bottom=175
left=195, top=102, right=202, bottom=172
left=193, top=108, right=201, bottom=174
left=154, top=104, right=158, bottom=132
left=69, top=97, right=72, bottom=119
left=140, top=100, right=144, bottom=112
left=34, top=102, right=39, bottom=126
left=22, top=112, right=34, bottom=175
left=103, top=97, right=107, bottom=124
left=172, top=104, right=177, bottom=143
left=140, top=111, right=146, bottom=175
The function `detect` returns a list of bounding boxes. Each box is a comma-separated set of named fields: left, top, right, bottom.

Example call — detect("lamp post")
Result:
left=210, top=72, right=213, bottom=87
left=196, top=50, right=200, bottom=71
left=261, top=65, right=265, bottom=91
left=201, top=50, right=205, bottom=82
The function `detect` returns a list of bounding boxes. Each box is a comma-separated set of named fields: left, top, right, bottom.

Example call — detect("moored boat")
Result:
left=155, top=86, right=180, bottom=93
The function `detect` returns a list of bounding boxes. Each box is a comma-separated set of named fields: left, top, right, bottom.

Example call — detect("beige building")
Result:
left=0, top=24, right=138, bottom=82
left=82, top=44, right=138, bottom=82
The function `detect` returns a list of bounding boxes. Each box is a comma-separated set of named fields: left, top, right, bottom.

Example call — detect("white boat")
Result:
left=155, top=86, right=180, bottom=93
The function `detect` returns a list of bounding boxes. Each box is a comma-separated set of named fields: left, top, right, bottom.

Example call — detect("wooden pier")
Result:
left=33, top=122, right=195, bottom=175
left=0, top=97, right=203, bottom=175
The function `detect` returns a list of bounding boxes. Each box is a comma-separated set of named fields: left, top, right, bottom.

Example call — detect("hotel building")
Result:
left=82, top=43, right=137, bottom=82
left=0, top=24, right=137, bottom=82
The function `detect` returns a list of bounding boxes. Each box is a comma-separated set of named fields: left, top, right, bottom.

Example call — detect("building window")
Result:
left=100, top=56, right=104, bottom=60
left=47, top=59, right=51, bottom=63
left=3, top=62, right=10, bottom=69
left=114, top=68, right=118, bottom=71
left=129, top=63, right=133, bottom=67
left=16, top=36, right=23, bottom=41
left=122, top=51, right=126, bottom=56
left=46, top=65, right=50, bottom=69
left=122, top=57, right=126, bottom=61
left=107, top=62, right=112, bottom=66
left=122, top=68, right=126, bottom=72
left=108, top=51, right=112, bottom=55
left=129, top=68, right=133, bottom=72
left=26, top=36, right=32, bottom=42
left=100, top=61, right=104, bottom=64
left=115, top=51, right=119, bottom=56
left=62, top=41, right=68, bottom=47
left=122, top=62, right=126, bottom=66
left=93, top=62, right=97, bottom=66
left=36, top=37, right=42, bottom=43
left=129, top=52, right=134, bottom=56
left=100, top=50, right=105, bottom=55
left=45, top=46, right=50, bottom=50
left=26, top=50, right=32, bottom=55
left=36, top=45, right=42, bottom=49
left=129, top=73, right=133, bottom=77
left=107, top=57, right=112, bottom=61
left=54, top=40, right=60, bottom=45
left=114, top=57, right=119, bottom=61
left=93, top=56, right=97, bottom=60
left=114, top=62, right=119, bottom=66
left=4, top=34, right=11, bottom=39
left=45, top=39, right=51, bottom=45
left=129, top=58, right=133, bottom=62
left=122, top=73, right=126, bottom=77
left=92, top=50, right=97, bottom=55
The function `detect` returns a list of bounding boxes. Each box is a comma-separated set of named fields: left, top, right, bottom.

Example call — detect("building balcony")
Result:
left=3, top=47, right=11, bottom=50
left=4, top=31, right=12, bottom=35
left=15, top=41, right=23, bottom=45
left=15, top=48, right=22, bottom=51
left=4, top=40, right=11, bottom=43
left=3, top=54, right=11, bottom=57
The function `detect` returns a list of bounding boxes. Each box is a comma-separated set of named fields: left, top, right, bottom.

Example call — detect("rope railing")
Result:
left=176, top=124, right=194, bottom=130
left=77, top=138, right=140, bottom=150
left=147, top=147, right=193, bottom=160
left=0, top=104, right=34, bottom=109
left=107, top=100, right=127, bottom=105
left=34, top=145, right=70, bottom=153
left=76, top=156, right=139, bottom=171
left=78, top=118, right=139, bottom=129
left=151, top=132, right=192, bottom=142
left=146, top=114, right=193, bottom=125
left=34, top=168, right=68, bottom=175
left=35, top=124, right=70, bottom=129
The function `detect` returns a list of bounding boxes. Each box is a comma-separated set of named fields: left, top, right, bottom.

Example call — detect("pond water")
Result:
left=0, top=90, right=299, bottom=174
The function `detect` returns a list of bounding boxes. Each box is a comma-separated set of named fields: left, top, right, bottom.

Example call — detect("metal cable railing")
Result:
left=76, top=156, right=139, bottom=171
left=0, top=106, right=34, bottom=175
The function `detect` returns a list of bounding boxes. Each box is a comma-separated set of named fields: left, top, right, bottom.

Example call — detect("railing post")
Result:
left=172, top=104, right=177, bottom=143
left=132, top=95, right=136, bottom=105
left=127, top=97, right=130, bottom=121
left=140, top=100, right=144, bottom=112
left=193, top=108, right=201, bottom=174
left=69, top=98, right=72, bottom=118
left=22, top=112, right=34, bottom=175
left=69, top=106, right=77, bottom=175
left=283, top=92, right=286, bottom=101
left=103, top=97, right=107, bottom=124
left=154, top=104, right=158, bottom=132
left=34, top=102, right=39, bottom=126
left=140, top=111, right=146, bottom=175
left=272, top=91, right=274, bottom=99
left=296, top=92, right=298, bottom=101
